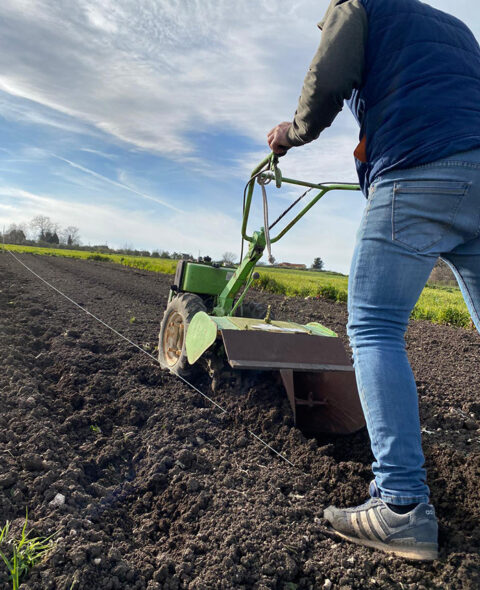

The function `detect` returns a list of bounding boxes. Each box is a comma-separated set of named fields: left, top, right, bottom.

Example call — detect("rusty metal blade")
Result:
left=221, top=331, right=354, bottom=372
left=280, top=370, right=365, bottom=435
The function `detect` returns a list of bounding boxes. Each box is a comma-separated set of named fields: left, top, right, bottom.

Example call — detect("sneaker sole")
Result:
left=331, top=530, right=438, bottom=561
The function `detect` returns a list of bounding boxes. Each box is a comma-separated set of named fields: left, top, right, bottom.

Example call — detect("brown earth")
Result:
left=1, top=251, right=479, bottom=590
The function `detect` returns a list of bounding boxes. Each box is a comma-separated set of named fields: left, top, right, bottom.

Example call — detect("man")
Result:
left=268, top=0, right=480, bottom=561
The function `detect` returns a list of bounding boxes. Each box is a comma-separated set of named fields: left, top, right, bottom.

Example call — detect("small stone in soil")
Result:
left=49, top=493, right=66, bottom=507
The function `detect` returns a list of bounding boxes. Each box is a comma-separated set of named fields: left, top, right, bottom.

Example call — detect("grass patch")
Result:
left=259, top=267, right=349, bottom=296
left=86, top=254, right=110, bottom=262
left=0, top=514, right=55, bottom=590
left=412, top=285, right=471, bottom=328
left=254, top=268, right=349, bottom=303
left=253, top=274, right=287, bottom=295
left=254, top=268, right=470, bottom=328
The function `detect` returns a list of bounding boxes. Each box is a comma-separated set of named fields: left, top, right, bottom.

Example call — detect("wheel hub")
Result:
left=163, top=311, right=185, bottom=367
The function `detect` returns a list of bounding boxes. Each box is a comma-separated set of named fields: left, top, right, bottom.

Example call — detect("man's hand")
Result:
left=267, top=121, right=293, bottom=155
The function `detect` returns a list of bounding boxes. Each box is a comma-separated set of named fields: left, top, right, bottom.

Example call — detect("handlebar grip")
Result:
left=272, top=146, right=289, bottom=157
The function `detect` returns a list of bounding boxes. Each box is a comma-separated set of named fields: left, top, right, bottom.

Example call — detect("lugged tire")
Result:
left=158, top=293, right=206, bottom=376
left=234, top=301, right=274, bottom=320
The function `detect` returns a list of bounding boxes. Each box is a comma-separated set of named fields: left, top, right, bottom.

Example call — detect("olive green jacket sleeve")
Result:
left=286, top=0, right=368, bottom=147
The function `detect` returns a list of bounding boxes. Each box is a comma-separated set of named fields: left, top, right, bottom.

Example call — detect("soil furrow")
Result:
left=1, top=252, right=479, bottom=589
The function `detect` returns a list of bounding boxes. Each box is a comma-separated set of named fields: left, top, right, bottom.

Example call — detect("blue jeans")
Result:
left=347, top=148, right=480, bottom=505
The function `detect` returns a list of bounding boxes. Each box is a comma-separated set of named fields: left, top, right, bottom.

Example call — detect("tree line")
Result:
left=1, top=216, right=198, bottom=260
left=2, top=216, right=80, bottom=247
left=2, top=216, right=328, bottom=269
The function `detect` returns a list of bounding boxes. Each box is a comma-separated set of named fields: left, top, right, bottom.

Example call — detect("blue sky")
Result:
left=0, top=0, right=478, bottom=273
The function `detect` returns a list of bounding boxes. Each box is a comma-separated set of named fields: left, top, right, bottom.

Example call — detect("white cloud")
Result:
left=51, top=155, right=183, bottom=212
left=0, top=0, right=324, bottom=158
left=80, top=148, right=117, bottom=160
left=0, top=203, right=17, bottom=211
left=0, top=91, right=100, bottom=138
left=1, top=0, right=475, bottom=173
left=0, top=0, right=477, bottom=166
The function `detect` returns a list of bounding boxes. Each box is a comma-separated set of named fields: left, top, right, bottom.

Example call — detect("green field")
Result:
left=254, top=267, right=471, bottom=327
left=4, top=243, right=177, bottom=274
left=4, top=243, right=471, bottom=328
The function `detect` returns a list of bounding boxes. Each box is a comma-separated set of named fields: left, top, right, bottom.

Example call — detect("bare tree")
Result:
left=30, top=215, right=56, bottom=241
left=429, top=259, right=455, bottom=285
left=221, top=251, right=236, bottom=265
left=60, top=225, right=81, bottom=246
left=4, top=223, right=27, bottom=244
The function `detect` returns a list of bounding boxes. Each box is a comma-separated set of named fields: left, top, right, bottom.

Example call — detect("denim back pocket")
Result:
left=392, top=179, right=471, bottom=253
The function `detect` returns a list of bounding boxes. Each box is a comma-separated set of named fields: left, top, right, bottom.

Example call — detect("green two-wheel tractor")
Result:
left=159, top=154, right=365, bottom=436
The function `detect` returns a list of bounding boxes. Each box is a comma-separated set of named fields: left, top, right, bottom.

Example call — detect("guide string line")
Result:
left=4, top=248, right=296, bottom=469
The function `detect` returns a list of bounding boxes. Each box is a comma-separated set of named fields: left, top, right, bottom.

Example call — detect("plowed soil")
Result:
left=1, top=252, right=479, bottom=590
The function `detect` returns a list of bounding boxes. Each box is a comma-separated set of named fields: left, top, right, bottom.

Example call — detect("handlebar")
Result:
left=241, top=153, right=361, bottom=243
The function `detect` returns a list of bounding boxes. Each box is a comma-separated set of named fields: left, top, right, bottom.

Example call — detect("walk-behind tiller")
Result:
left=159, top=154, right=365, bottom=436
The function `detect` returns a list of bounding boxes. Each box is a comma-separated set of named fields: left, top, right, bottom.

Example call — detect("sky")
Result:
left=0, top=0, right=478, bottom=273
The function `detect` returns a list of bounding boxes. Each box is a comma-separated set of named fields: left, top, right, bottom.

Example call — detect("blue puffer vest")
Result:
left=348, top=0, right=480, bottom=194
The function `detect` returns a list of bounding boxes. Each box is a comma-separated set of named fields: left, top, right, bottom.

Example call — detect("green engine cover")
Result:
left=179, top=262, right=236, bottom=296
